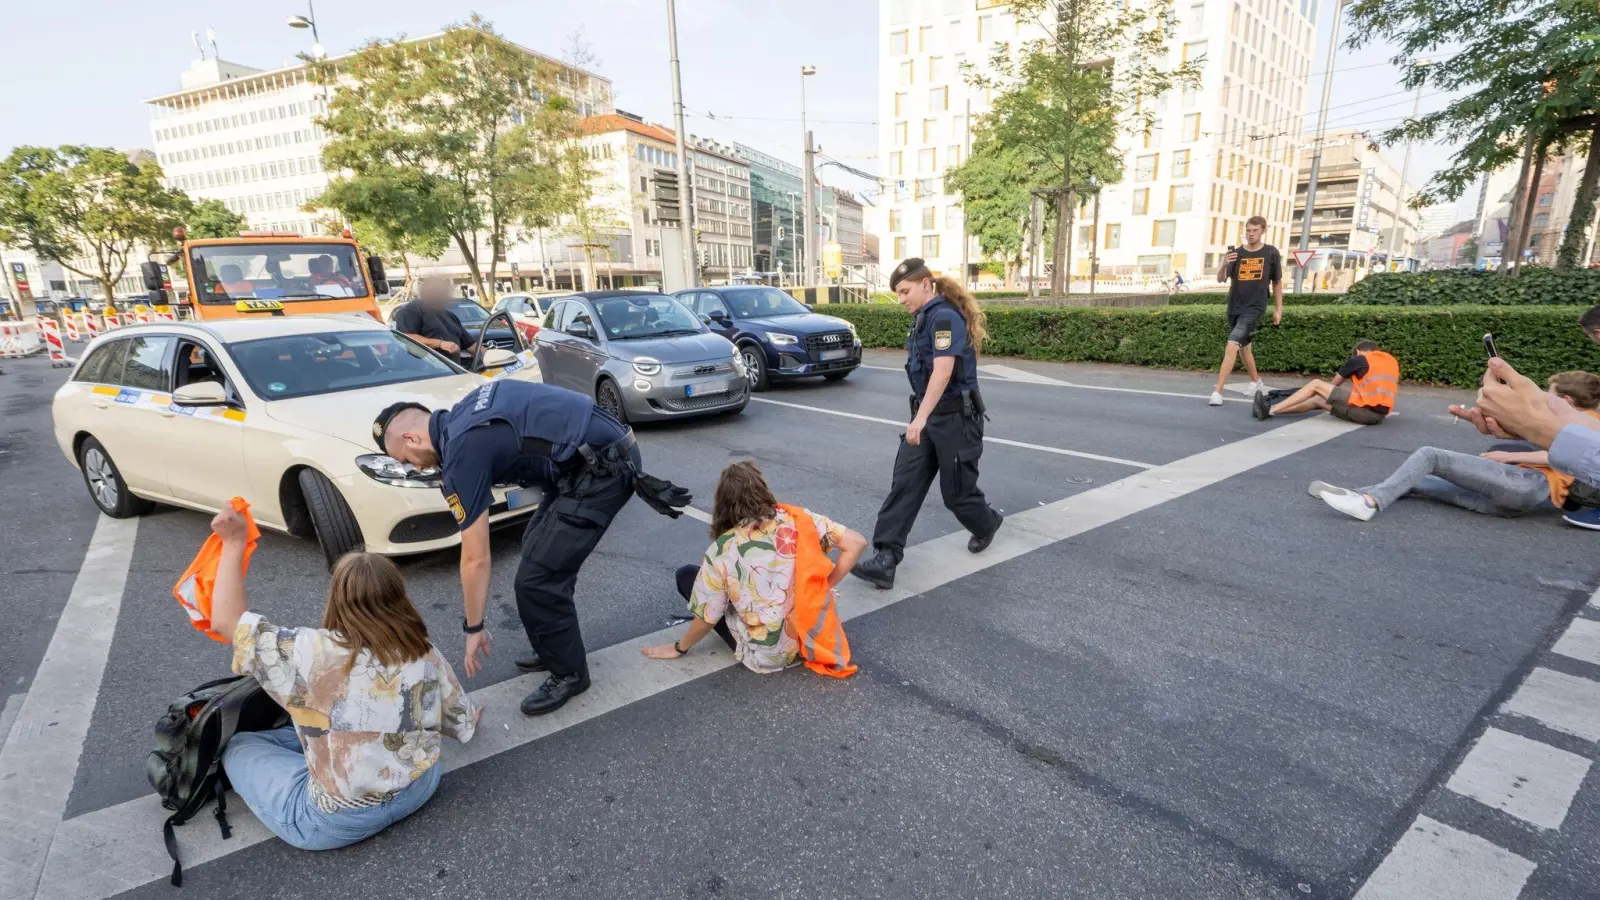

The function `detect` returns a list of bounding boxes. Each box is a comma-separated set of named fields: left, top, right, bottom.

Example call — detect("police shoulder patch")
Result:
left=933, top=330, right=953, bottom=351
left=372, top=421, right=385, bottom=441
left=446, top=493, right=466, bottom=524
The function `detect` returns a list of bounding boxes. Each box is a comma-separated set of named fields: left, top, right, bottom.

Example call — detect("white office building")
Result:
left=878, top=0, right=1318, bottom=286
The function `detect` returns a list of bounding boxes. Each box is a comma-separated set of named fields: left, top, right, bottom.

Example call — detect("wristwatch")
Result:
left=462, top=619, right=485, bottom=634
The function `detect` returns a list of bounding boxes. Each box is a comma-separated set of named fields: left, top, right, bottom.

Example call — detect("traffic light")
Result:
left=651, top=168, right=681, bottom=224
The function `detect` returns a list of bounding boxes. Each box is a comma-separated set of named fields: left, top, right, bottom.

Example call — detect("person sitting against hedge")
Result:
left=1313, top=370, right=1600, bottom=522
left=1252, top=340, right=1397, bottom=424
left=1582, top=305, right=1600, bottom=345
left=643, top=461, right=868, bottom=672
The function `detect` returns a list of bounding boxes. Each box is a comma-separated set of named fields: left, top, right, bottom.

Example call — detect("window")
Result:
left=978, top=14, right=994, bottom=41
left=891, top=30, right=909, bottom=55
left=922, top=234, right=941, bottom=257
left=899, top=61, right=914, bottom=86
left=1105, top=223, right=1122, bottom=250
left=1172, top=150, right=1191, bottom=178
left=895, top=236, right=908, bottom=258
left=915, top=178, right=936, bottom=198
left=1135, top=154, right=1158, bottom=181
left=946, top=205, right=961, bottom=229
left=566, top=304, right=595, bottom=337
left=1182, top=113, right=1202, bottom=142
left=949, top=144, right=963, bottom=167
left=1133, top=189, right=1150, bottom=214
left=929, top=86, right=949, bottom=111
left=922, top=206, right=937, bottom=229
left=1170, top=184, right=1194, bottom=213
left=1145, top=121, right=1164, bottom=149
left=923, top=118, right=937, bottom=142
left=891, top=151, right=905, bottom=175
left=895, top=121, right=909, bottom=146
left=1538, top=193, right=1554, bottom=207
left=889, top=209, right=903, bottom=232
left=952, top=115, right=967, bottom=139
left=1184, top=40, right=1209, bottom=64
left=928, top=55, right=945, bottom=81
left=890, top=0, right=912, bottom=23
left=1153, top=220, right=1177, bottom=247
left=895, top=92, right=908, bottom=116
left=72, top=339, right=128, bottom=385
left=1078, top=225, right=1093, bottom=246
left=1188, top=1, right=1206, bottom=34
left=919, top=26, right=934, bottom=51
left=1534, top=212, right=1552, bottom=228
left=120, top=336, right=175, bottom=391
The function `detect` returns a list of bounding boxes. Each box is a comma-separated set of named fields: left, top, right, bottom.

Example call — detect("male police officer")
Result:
left=852, top=258, right=1003, bottom=590
left=374, top=380, right=691, bottom=715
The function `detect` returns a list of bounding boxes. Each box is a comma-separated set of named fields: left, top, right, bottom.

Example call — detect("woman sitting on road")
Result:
left=643, top=461, right=868, bottom=672
left=206, top=506, right=480, bottom=851
left=1313, top=371, right=1600, bottom=522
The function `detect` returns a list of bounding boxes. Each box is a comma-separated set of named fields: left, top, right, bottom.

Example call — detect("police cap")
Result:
left=889, top=257, right=932, bottom=292
left=372, top=401, right=432, bottom=452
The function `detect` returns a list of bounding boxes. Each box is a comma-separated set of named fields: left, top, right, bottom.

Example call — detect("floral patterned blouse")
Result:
left=231, top=611, right=481, bottom=811
left=689, top=507, right=847, bottom=674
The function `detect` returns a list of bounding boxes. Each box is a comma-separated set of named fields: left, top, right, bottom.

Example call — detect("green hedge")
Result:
left=1168, top=292, right=1325, bottom=306
left=824, top=303, right=1596, bottom=388
left=870, top=290, right=1030, bottom=304
left=1342, top=268, right=1600, bottom=306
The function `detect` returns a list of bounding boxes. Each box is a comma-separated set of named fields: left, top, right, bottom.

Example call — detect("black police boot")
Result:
left=1252, top=390, right=1272, bottom=421
left=851, top=551, right=898, bottom=590
left=520, top=672, right=591, bottom=716
left=514, top=650, right=548, bottom=673
left=968, top=513, right=1003, bottom=554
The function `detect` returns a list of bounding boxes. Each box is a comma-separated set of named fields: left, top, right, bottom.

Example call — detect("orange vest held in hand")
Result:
left=173, top=497, right=259, bottom=642
left=1348, top=350, right=1399, bottom=409
left=779, top=503, right=858, bottom=678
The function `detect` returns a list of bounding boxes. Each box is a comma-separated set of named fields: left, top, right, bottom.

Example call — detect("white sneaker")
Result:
left=1308, top=480, right=1353, bottom=499
left=1208, top=391, right=1224, bottom=406
left=1246, top=380, right=1264, bottom=395
left=1320, top=490, right=1376, bottom=521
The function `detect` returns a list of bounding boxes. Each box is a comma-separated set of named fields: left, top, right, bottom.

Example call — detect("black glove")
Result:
left=632, top=472, right=693, bottom=519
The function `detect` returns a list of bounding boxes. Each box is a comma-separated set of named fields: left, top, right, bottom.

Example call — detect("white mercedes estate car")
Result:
left=52, top=315, right=540, bottom=566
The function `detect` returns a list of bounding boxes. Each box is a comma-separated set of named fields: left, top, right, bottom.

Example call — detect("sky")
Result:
left=1, top=0, right=1475, bottom=223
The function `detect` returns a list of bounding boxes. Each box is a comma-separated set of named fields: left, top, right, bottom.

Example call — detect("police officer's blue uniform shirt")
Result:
left=429, top=380, right=625, bottom=530
left=906, top=295, right=978, bottom=399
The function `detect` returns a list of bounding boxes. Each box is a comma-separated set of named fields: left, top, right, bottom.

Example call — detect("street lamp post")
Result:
left=801, top=65, right=817, bottom=286
left=1295, top=0, right=1349, bottom=294
left=1384, top=58, right=1432, bottom=274
left=666, top=0, right=697, bottom=288
left=286, top=1, right=323, bottom=54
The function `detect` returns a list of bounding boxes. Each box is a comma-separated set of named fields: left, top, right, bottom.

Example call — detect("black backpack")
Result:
left=145, top=675, right=288, bottom=886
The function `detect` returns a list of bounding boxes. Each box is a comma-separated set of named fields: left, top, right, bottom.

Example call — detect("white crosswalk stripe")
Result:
left=1356, top=816, right=1536, bottom=900
left=1446, top=728, right=1591, bottom=830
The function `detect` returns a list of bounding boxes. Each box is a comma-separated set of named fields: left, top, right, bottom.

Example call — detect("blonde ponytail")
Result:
left=933, top=276, right=988, bottom=354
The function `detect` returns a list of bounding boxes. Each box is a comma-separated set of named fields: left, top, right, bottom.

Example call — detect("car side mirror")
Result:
left=368, top=255, right=389, bottom=296
left=479, top=348, right=517, bottom=370
left=568, top=320, right=596, bottom=341
left=709, top=310, right=729, bottom=322
left=140, top=261, right=165, bottom=291
left=172, top=381, right=229, bottom=407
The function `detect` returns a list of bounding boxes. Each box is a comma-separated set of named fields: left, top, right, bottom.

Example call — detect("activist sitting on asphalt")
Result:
left=1313, top=371, right=1600, bottom=522
left=644, top=461, right=867, bottom=675
left=1253, top=340, right=1398, bottom=424
left=204, top=505, right=481, bottom=851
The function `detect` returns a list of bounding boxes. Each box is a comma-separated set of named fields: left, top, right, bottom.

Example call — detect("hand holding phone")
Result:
left=1483, top=333, right=1500, bottom=360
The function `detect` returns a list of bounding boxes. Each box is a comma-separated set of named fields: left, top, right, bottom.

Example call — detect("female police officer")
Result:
left=374, top=379, right=690, bottom=715
left=851, top=258, right=1003, bottom=590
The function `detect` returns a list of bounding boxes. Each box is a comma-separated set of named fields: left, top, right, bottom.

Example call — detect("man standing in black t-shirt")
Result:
left=1210, top=215, right=1283, bottom=406
left=391, top=275, right=477, bottom=363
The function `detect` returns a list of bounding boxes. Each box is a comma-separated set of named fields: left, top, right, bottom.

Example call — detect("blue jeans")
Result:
left=221, top=726, right=441, bottom=851
left=1362, top=447, right=1552, bottom=516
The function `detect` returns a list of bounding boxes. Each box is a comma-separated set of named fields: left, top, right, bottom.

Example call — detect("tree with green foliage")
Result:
left=959, top=0, right=1199, bottom=295
left=945, top=135, right=1048, bottom=286
left=309, top=16, right=578, bottom=301
left=1348, top=0, right=1600, bottom=268
left=0, top=146, right=189, bottom=301
left=185, top=198, right=247, bottom=239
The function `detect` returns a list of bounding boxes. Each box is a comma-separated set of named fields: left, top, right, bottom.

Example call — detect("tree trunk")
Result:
left=453, top=232, right=487, bottom=301
left=1500, top=132, right=1538, bottom=275
left=1513, top=141, right=1549, bottom=275
left=1557, top=123, right=1600, bottom=269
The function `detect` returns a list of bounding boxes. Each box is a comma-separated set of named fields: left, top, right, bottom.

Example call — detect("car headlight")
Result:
left=767, top=331, right=799, bottom=346
left=845, top=321, right=859, bottom=341
left=633, top=356, right=662, bottom=376
left=355, top=454, right=442, bottom=488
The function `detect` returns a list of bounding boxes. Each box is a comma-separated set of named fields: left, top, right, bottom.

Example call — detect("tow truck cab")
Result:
left=140, top=227, right=389, bottom=321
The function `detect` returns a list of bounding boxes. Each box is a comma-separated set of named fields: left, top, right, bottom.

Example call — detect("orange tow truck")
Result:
left=140, top=227, right=389, bottom=321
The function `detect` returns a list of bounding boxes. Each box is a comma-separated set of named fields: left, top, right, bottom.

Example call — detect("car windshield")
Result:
left=449, top=302, right=490, bottom=325
left=190, top=242, right=369, bottom=303
left=592, top=294, right=704, bottom=339
left=721, top=287, right=810, bottom=319
left=227, top=330, right=458, bottom=400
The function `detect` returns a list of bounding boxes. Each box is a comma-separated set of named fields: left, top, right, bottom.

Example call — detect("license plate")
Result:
left=685, top=381, right=725, bottom=397
left=818, top=348, right=850, bottom=361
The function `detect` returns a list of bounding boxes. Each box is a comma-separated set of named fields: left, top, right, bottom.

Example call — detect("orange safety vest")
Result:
left=1347, top=350, right=1399, bottom=409
left=173, top=497, right=260, bottom=642
left=779, top=503, right=858, bottom=678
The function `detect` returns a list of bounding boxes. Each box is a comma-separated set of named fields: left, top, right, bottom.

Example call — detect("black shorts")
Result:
left=1329, top=381, right=1386, bottom=426
left=1226, top=310, right=1262, bottom=346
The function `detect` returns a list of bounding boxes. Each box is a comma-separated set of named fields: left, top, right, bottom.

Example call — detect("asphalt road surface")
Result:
left=4, top=349, right=1600, bottom=900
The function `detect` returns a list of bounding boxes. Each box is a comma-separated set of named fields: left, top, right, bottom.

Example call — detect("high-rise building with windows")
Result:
left=877, top=0, right=1318, bottom=285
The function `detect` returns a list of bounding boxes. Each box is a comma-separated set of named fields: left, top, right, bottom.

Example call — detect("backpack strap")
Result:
left=163, top=814, right=184, bottom=887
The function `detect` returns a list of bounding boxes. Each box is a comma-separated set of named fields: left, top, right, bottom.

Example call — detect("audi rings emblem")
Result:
left=821, top=334, right=843, bottom=343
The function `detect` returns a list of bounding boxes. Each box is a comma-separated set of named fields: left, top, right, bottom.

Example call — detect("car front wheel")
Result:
left=740, top=344, right=770, bottom=392
left=78, top=437, right=154, bottom=518
left=298, top=468, right=364, bottom=569
left=596, top=377, right=629, bottom=425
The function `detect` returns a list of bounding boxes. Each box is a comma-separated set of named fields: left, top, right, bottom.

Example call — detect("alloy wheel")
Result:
left=84, top=447, right=117, bottom=510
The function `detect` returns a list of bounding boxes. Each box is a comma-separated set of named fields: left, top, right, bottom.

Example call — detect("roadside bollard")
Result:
left=63, top=312, right=81, bottom=342
left=42, top=317, right=72, bottom=368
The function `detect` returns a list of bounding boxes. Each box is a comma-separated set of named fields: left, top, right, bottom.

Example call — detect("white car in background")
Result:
left=51, top=316, right=540, bottom=567
left=492, top=293, right=570, bottom=342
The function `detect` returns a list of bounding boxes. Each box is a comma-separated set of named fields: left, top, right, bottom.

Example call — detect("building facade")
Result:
left=1292, top=129, right=1422, bottom=271
left=829, top=187, right=871, bottom=266
left=877, top=0, right=1318, bottom=287
left=686, top=136, right=755, bottom=282
left=740, top=144, right=807, bottom=279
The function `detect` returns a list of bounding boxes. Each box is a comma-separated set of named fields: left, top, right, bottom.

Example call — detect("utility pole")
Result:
left=960, top=97, right=972, bottom=289
left=801, top=65, right=817, bottom=285
left=1296, top=0, right=1349, bottom=295
left=1089, top=183, right=1101, bottom=295
left=1385, top=59, right=1430, bottom=274
left=666, top=0, right=697, bottom=288
left=1051, top=0, right=1084, bottom=298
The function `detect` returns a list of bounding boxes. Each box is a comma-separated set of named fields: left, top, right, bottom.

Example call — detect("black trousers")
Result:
left=870, top=410, right=1000, bottom=561
left=674, top=565, right=737, bottom=650
left=513, top=445, right=639, bottom=677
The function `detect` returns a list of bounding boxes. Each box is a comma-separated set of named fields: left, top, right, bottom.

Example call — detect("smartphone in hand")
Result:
left=1483, top=333, right=1500, bottom=360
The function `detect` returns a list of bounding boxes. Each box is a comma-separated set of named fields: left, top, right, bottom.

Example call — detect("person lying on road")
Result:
left=644, top=461, right=867, bottom=674
left=206, top=507, right=480, bottom=851
left=1313, top=371, right=1600, bottom=522
left=1253, top=340, right=1397, bottom=424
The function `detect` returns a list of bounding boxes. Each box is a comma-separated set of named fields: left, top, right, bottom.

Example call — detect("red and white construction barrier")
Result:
left=84, top=311, right=101, bottom=340
left=104, top=309, right=122, bottom=330
left=133, top=307, right=152, bottom=325
left=155, top=306, right=176, bottom=323
left=62, top=312, right=81, bottom=342
left=40, top=317, right=72, bottom=368
left=0, top=321, right=43, bottom=358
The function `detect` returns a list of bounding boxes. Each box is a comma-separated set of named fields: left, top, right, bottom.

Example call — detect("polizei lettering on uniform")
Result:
left=473, top=381, right=496, bottom=412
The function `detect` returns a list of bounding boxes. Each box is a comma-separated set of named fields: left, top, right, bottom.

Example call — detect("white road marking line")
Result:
left=858, top=363, right=1253, bottom=402
left=1503, top=667, right=1600, bottom=742
left=34, top=417, right=1357, bottom=900
left=750, top=396, right=1156, bottom=469
left=0, top=516, right=138, bottom=900
left=976, top=363, right=1073, bottom=386
left=1355, top=816, right=1535, bottom=900
left=679, top=506, right=712, bottom=524
left=1551, top=616, right=1600, bottom=667
left=1445, top=728, right=1591, bottom=830
left=0, top=694, right=23, bottom=754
